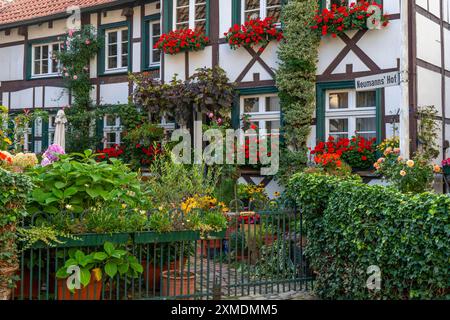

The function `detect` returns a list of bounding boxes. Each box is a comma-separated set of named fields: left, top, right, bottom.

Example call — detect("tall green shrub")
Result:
left=286, top=173, right=450, bottom=300
left=276, top=0, right=320, bottom=183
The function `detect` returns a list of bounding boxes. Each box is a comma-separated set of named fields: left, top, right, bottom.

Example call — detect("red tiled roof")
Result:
left=0, top=0, right=117, bottom=26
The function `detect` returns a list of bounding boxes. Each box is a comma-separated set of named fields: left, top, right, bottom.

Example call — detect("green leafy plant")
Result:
left=16, top=226, right=79, bottom=251
left=286, top=173, right=450, bottom=300
left=417, top=105, right=440, bottom=161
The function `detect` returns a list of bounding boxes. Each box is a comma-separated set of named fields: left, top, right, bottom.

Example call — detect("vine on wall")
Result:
left=276, top=0, right=320, bottom=183
left=417, top=105, right=440, bottom=161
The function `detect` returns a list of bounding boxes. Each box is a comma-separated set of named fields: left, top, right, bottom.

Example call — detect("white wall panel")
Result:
left=99, top=83, right=129, bottom=104
left=10, top=88, right=33, bottom=109
left=0, top=45, right=24, bottom=81
left=45, top=87, right=69, bottom=108
left=188, top=46, right=212, bottom=76
left=101, top=9, right=126, bottom=25
left=0, top=28, right=25, bottom=44
left=416, top=13, right=441, bottom=66
left=164, top=52, right=186, bottom=82
left=417, top=66, right=442, bottom=116
left=219, top=0, right=233, bottom=36
left=28, top=19, right=66, bottom=39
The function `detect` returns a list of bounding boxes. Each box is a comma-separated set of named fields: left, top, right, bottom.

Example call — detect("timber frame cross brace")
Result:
left=323, top=29, right=382, bottom=75
left=235, top=44, right=276, bottom=83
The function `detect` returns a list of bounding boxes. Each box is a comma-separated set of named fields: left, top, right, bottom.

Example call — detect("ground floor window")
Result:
left=103, top=115, right=122, bottom=148
left=240, top=93, right=281, bottom=134
left=325, top=89, right=377, bottom=140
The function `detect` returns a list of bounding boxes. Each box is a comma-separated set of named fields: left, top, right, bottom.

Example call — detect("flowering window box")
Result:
left=311, top=1, right=390, bottom=38
left=442, top=159, right=450, bottom=176
left=155, top=28, right=209, bottom=55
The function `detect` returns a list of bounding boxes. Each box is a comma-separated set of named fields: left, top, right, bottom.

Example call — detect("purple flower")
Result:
left=43, top=144, right=65, bottom=163
left=40, top=157, right=52, bottom=167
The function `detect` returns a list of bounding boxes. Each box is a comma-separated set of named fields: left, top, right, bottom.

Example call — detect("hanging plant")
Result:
left=310, top=1, right=389, bottom=38
left=224, top=17, right=283, bottom=50
left=155, top=29, right=209, bottom=55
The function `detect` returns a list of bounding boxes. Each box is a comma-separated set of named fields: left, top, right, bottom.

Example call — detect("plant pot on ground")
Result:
left=14, top=268, right=41, bottom=299
left=141, top=257, right=188, bottom=291
left=161, top=271, right=196, bottom=299
left=57, top=271, right=103, bottom=301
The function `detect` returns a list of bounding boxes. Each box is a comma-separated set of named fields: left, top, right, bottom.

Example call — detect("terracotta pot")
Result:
left=57, top=271, right=102, bottom=300
left=142, top=258, right=187, bottom=291
left=263, top=234, right=278, bottom=246
left=161, top=271, right=196, bottom=299
left=235, top=253, right=247, bottom=262
left=0, top=265, right=18, bottom=300
left=14, top=269, right=40, bottom=299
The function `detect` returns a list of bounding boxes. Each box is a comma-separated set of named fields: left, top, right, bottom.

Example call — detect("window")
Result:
left=325, top=90, right=377, bottom=140
left=242, top=0, right=282, bottom=23
left=103, top=115, right=122, bottom=148
left=48, top=115, right=56, bottom=147
left=240, top=93, right=280, bottom=134
left=105, top=27, right=129, bottom=72
left=149, top=20, right=161, bottom=66
left=326, top=0, right=349, bottom=9
left=174, top=0, right=207, bottom=31
left=31, top=42, right=61, bottom=77
left=33, top=117, right=43, bottom=154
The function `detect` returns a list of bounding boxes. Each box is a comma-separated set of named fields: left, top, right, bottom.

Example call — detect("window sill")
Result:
left=29, top=74, right=62, bottom=81
left=142, top=65, right=160, bottom=72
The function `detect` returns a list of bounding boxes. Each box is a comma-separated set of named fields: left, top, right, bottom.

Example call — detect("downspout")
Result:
left=399, top=0, right=410, bottom=158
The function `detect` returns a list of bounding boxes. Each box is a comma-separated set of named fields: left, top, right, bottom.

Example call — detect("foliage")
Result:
left=286, top=173, right=450, bottom=299
left=56, top=242, right=143, bottom=289
left=276, top=0, right=320, bottom=183
left=311, top=1, right=389, bottom=38
left=375, top=151, right=436, bottom=194
left=228, top=231, right=247, bottom=252
left=237, top=183, right=269, bottom=205
left=311, top=136, right=377, bottom=169
left=155, top=28, right=209, bottom=54
left=251, top=240, right=295, bottom=279
left=417, top=105, right=440, bottom=161
left=28, top=150, right=142, bottom=215
left=181, top=194, right=229, bottom=214
left=41, top=144, right=65, bottom=167
left=376, top=136, right=399, bottom=153
left=0, top=105, right=12, bottom=150
left=225, top=17, right=283, bottom=50
left=131, top=66, right=234, bottom=126
left=8, top=109, right=48, bottom=152
left=16, top=226, right=78, bottom=251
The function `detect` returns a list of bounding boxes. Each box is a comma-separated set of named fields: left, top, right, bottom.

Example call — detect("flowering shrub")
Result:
left=311, top=136, right=377, bottom=170
left=377, top=137, right=399, bottom=153
left=0, top=151, right=13, bottom=166
left=155, top=29, right=209, bottom=55
left=181, top=195, right=229, bottom=214
left=237, top=183, right=269, bottom=206
left=96, top=144, right=124, bottom=161
left=375, top=150, right=437, bottom=193
left=0, top=106, right=12, bottom=150
left=224, top=17, right=283, bottom=50
left=11, top=153, right=38, bottom=170
left=442, top=158, right=450, bottom=175
left=311, top=1, right=390, bottom=38
left=41, top=144, right=65, bottom=167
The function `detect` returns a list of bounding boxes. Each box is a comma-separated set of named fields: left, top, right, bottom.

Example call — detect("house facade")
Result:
left=0, top=0, right=449, bottom=177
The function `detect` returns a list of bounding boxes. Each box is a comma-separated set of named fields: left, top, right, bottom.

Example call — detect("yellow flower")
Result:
left=406, top=160, right=415, bottom=168
left=3, top=137, right=12, bottom=145
left=400, top=170, right=407, bottom=177
left=121, top=204, right=127, bottom=209
left=397, top=156, right=403, bottom=162
left=92, top=268, right=102, bottom=281
left=274, top=191, right=281, bottom=198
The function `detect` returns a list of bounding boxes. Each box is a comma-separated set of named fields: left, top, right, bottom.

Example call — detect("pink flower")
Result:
left=73, top=75, right=78, bottom=80
left=85, top=39, right=91, bottom=45
left=68, top=29, right=74, bottom=37
left=64, top=72, right=69, bottom=77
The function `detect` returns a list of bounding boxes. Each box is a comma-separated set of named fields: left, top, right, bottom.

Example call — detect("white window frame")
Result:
left=241, top=0, right=282, bottom=24
left=325, top=89, right=377, bottom=140
left=149, top=20, right=162, bottom=67
left=105, top=27, right=129, bottom=73
left=48, top=115, right=56, bottom=147
left=103, top=115, right=122, bottom=148
left=31, top=42, right=61, bottom=78
left=240, top=93, right=280, bottom=134
left=173, top=0, right=207, bottom=30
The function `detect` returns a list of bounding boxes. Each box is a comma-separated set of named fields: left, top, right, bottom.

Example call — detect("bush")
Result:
left=286, top=173, right=450, bottom=300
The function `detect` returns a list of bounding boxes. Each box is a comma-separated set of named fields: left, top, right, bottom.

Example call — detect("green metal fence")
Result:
left=13, top=207, right=313, bottom=300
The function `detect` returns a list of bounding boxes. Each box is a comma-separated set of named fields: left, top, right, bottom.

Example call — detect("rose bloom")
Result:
left=377, top=157, right=385, bottom=163
left=406, top=160, right=415, bottom=168
left=400, top=170, right=407, bottom=176
left=397, top=156, right=403, bottom=162
left=433, top=165, right=441, bottom=173
left=393, top=148, right=400, bottom=154
left=384, top=147, right=392, bottom=156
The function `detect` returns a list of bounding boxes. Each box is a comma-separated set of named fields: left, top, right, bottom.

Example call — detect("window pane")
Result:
left=108, top=44, right=117, bottom=56
left=108, top=31, right=117, bottom=44
left=195, top=3, right=206, bottom=20
left=152, top=49, right=161, bottom=63
left=329, top=92, right=348, bottom=109
left=106, top=132, right=116, bottom=144
left=152, top=23, right=161, bottom=36
left=177, top=0, right=189, bottom=6
left=267, top=0, right=281, bottom=5
left=245, top=0, right=260, bottom=10
left=266, top=7, right=281, bottom=22
left=266, top=120, right=280, bottom=131
left=356, top=117, right=376, bottom=132
left=329, top=118, right=348, bottom=133
left=42, top=59, right=48, bottom=74
left=108, top=57, right=117, bottom=69
left=265, top=96, right=280, bottom=112
left=105, top=116, right=116, bottom=127
left=176, top=7, right=189, bottom=23
left=34, top=47, right=41, bottom=60
left=34, top=61, right=41, bottom=75
left=121, top=29, right=128, bottom=42
left=244, top=98, right=259, bottom=113
left=42, top=45, right=49, bottom=59
left=330, top=0, right=348, bottom=7
left=121, top=55, right=128, bottom=68
left=356, top=91, right=376, bottom=108
left=121, top=42, right=128, bottom=55
left=195, top=20, right=206, bottom=32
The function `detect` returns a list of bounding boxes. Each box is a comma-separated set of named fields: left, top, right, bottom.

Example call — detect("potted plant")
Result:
left=56, top=242, right=142, bottom=300
left=161, top=270, right=196, bottom=299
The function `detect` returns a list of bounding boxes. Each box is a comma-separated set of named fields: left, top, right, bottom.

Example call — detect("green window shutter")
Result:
left=163, top=0, right=173, bottom=33
left=232, top=0, right=241, bottom=26
left=231, top=94, right=240, bottom=130
left=142, top=21, right=150, bottom=71
left=97, top=28, right=106, bottom=76
left=30, top=120, right=35, bottom=152
left=205, top=0, right=210, bottom=36
left=96, top=118, right=104, bottom=150
left=376, top=88, right=383, bottom=144
left=41, top=117, right=49, bottom=151
left=26, top=43, right=32, bottom=80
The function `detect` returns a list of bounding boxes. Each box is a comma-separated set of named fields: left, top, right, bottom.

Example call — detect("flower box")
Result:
left=31, top=233, right=130, bottom=249
left=155, top=29, right=209, bottom=55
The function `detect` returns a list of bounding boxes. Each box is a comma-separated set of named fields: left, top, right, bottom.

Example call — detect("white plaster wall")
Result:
left=188, top=46, right=212, bottom=76
left=2, top=92, right=9, bottom=107
left=446, top=77, right=450, bottom=119
left=133, top=5, right=142, bottom=38
left=219, top=0, right=233, bottom=36
left=307, top=125, right=316, bottom=151
left=0, top=45, right=24, bottom=81
left=0, top=28, right=25, bottom=44
left=445, top=28, right=450, bottom=71
left=45, top=87, right=69, bottom=108
left=416, top=0, right=428, bottom=10
left=383, top=0, right=400, bottom=14
left=428, top=0, right=441, bottom=17
left=334, top=51, right=369, bottom=73
left=132, top=42, right=141, bottom=73
left=101, top=9, right=126, bottom=25
left=444, top=0, right=450, bottom=23
left=28, top=19, right=67, bottom=40
left=218, top=44, right=251, bottom=82
left=90, top=13, right=98, bottom=78
left=145, top=1, right=160, bottom=16
left=34, top=87, right=43, bottom=108
left=259, top=41, right=279, bottom=71
left=164, top=52, right=186, bottom=82
left=416, top=13, right=441, bottom=67
left=417, top=66, right=442, bottom=116
left=10, top=88, right=33, bottom=109
left=317, top=36, right=346, bottom=74
left=99, top=83, right=129, bottom=104
left=384, top=86, right=402, bottom=116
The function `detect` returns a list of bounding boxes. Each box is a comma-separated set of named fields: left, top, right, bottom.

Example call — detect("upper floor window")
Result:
left=32, top=42, right=61, bottom=77
left=174, top=0, right=207, bottom=31
left=149, top=20, right=161, bottom=66
left=242, top=0, right=282, bottom=23
left=105, top=27, right=129, bottom=72
left=325, top=89, right=377, bottom=140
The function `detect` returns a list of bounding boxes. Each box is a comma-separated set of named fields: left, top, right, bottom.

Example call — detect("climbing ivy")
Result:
left=276, top=0, right=320, bottom=183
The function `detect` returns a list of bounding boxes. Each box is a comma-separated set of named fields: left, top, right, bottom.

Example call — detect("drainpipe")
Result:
left=399, top=0, right=410, bottom=158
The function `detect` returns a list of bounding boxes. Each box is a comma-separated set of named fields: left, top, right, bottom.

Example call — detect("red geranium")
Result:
left=224, top=17, right=283, bottom=50
left=155, top=28, right=209, bottom=55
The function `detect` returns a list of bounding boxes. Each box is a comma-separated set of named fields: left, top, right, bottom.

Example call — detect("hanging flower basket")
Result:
left=311, top=1, right=390, bottom=38
left=224, top=17, right=283, bottom=51
left=155, top=28, right=209, bottom=55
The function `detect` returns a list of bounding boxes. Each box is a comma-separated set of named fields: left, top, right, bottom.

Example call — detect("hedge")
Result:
left=286, top=173, right=450, bottom=300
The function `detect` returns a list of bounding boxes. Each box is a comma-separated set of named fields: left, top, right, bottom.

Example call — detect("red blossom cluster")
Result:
left=314, top=153, right=343, bottom=169
left=137, top=144, right=161, bottom=165
left=311, top=1, right=390, bottom=38
left=224, top=17, right=283, bottom=50
left=97, top=144, right=124, bottom=160
left=154, top=28, right=209, bottom=55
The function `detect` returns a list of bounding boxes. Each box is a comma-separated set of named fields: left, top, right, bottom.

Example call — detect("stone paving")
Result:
left=231, top=289, right=318, bottom=300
